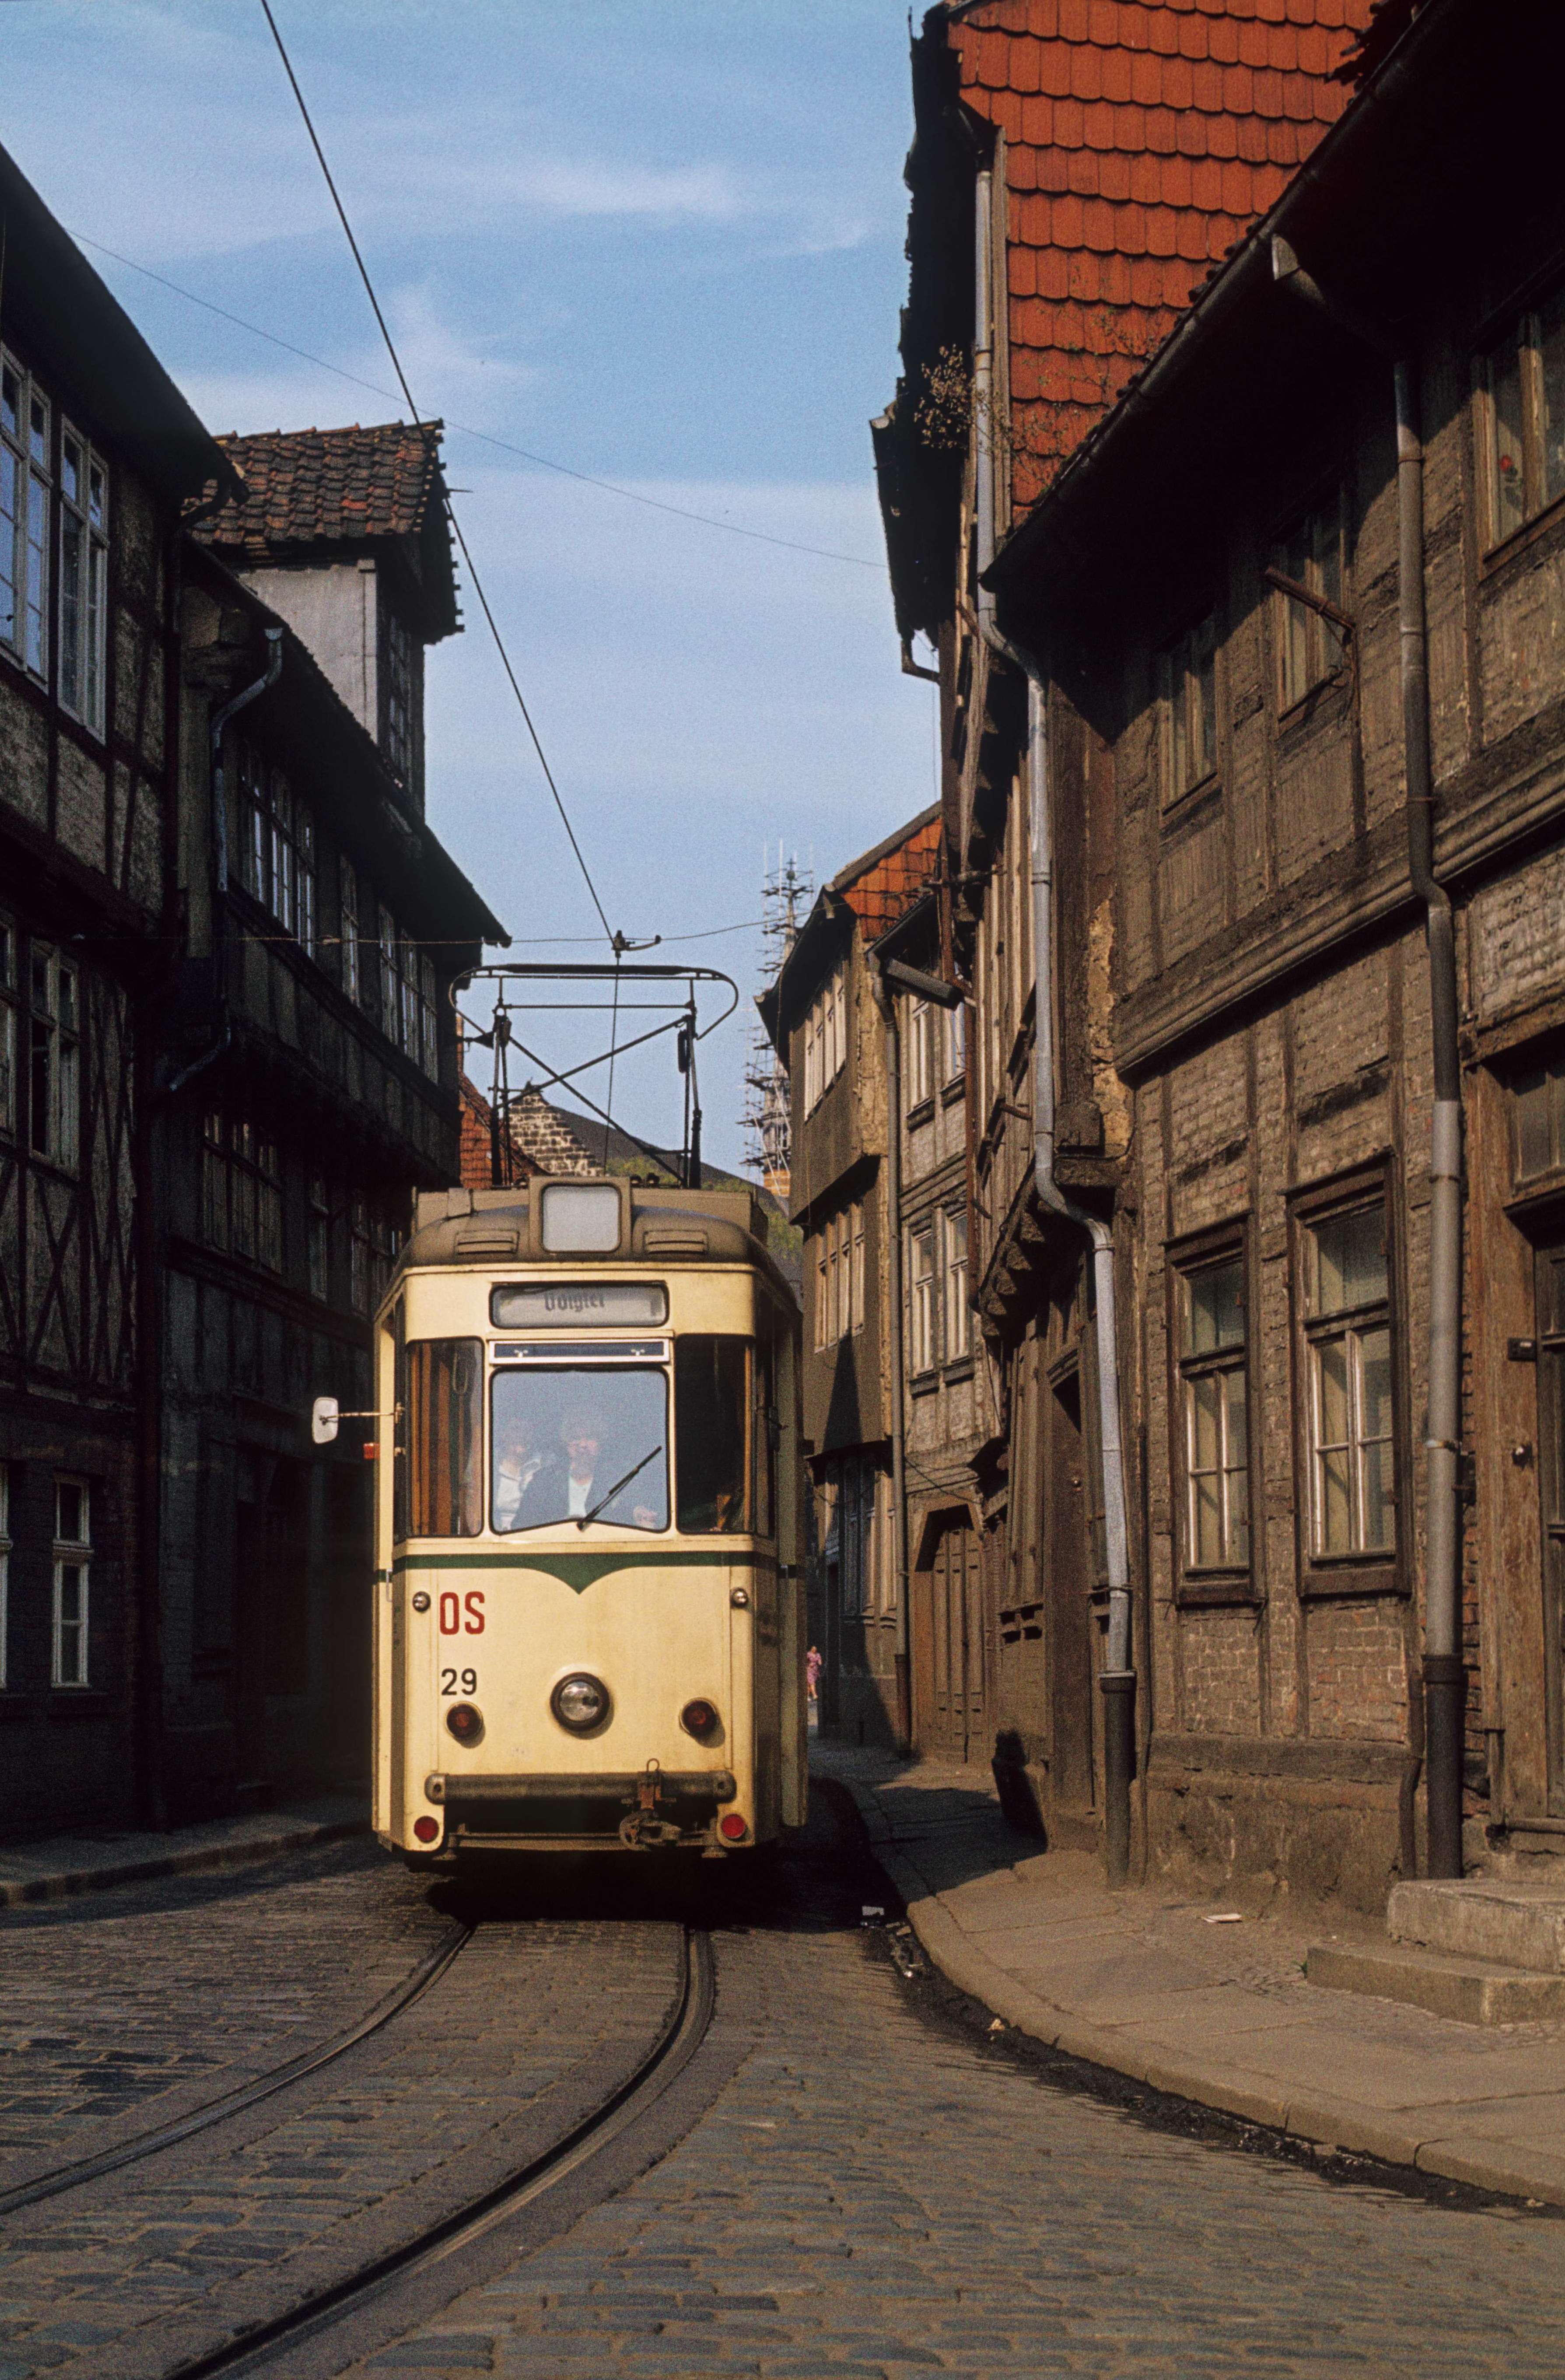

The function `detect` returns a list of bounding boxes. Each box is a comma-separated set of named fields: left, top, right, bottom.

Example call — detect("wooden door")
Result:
left=1046, top=1365, right=1096, bottom=1815
left=915, top=1513, right=985, bottom=1765
left=1537, top=1242, right=1565, bottom=1812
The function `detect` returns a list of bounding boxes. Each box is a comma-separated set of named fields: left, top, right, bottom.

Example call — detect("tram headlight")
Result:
left=551, top=1672, right=611, bottom=1733
left=445, top=1702, right=484, bottom=1746
left=680, top=1698, right=720, bottom=1742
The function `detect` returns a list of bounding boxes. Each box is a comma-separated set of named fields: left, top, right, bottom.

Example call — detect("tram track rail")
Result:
left=164, top=1922, right=716, bottom=2380
left=0, top=1918, right=474, bottom=2220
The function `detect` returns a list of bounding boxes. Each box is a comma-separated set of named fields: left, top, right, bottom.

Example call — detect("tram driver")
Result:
left=560, top=1405, right=661, bottom=1531
left=492, top=1411, right=562, bottom=1532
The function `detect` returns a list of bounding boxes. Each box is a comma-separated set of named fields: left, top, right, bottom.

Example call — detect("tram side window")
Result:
left=753, top=1328, right=776, bottom=1541
left=404, top=1338, right=483, bottom=1537
left=676, top=1336, right=753, bottom=1536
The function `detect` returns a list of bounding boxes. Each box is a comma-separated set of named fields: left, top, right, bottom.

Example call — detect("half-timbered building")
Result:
left=154, top=429, right=502, bottom=1820
left=0, top=144, right=236, bottom=1837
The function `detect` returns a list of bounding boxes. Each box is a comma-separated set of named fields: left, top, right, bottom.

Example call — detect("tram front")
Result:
left=369, top=1178, right=805, bottom=1863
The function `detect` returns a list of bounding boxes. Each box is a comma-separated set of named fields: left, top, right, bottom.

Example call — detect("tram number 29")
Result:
left=441, top=1668, right=478, bottom=1696
left=438, top=1590, right=485, bottom=1636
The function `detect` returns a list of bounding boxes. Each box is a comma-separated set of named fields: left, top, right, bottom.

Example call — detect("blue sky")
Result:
left=3, top=0, right=938, bottom=1170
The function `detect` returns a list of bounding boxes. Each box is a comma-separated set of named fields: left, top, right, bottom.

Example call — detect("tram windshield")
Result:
left=490, top=1366, right=669, bottom=1533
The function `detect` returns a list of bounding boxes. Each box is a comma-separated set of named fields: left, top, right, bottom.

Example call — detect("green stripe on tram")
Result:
left=392, top=1548, right=760, bottom=1594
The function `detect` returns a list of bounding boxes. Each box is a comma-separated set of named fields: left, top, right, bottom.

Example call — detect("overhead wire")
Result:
left=258, top=0, right=615, bottom=948
left=68, top=231, right=884, bottom=575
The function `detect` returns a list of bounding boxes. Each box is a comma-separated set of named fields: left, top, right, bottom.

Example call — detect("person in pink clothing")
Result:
left=805, top=1645, right=823, bottom=1705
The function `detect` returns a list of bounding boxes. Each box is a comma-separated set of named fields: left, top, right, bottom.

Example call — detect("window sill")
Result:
left=1159, top=772, right=1221, bottom=831
left=46, top=1689, right=116, bottom=1716
left=941, top=1355, right=976, bottom=1383
left=910, top=1369, right=939, bottom=1397
left=1176, top=1573, right=1261, bottom=1610
left=1276, top=671, right=1349, bottom=736
left=906, top=1097, right=935, bottom=1130
left=940, top=1079, right=966, bottom=1109
left=1299, top=1558, right=1404, bottom=1601
left=1478, top=489, right=1565, bottom=581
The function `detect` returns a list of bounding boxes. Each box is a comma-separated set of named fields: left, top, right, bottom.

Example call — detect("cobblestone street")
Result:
left=4, top=1809, right=1565, bottom=2379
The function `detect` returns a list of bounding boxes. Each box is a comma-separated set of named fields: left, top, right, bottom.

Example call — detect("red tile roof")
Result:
left=835, top=808, right=943, bottom=941
left=946, top=0, right=1376, bottom=506
left=198, top=420, right=447, bottom=561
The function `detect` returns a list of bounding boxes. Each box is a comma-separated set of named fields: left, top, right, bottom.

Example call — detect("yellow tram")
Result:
left=356, top=1176, right=806, bottom=1864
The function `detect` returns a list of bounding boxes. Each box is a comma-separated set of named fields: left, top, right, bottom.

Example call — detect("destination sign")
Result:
left=490, top=1281, right=668, bottom=1328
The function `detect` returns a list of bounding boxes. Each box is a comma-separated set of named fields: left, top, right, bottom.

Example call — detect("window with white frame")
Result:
left=0, top=1461, right=10, bottom=1689
left=350, top=1192, right=402, bottom=1317
left=340, top=859, right=363, bottom=1006
left=307, top=1173, right=331, bottom=1303
left=52, top=1475, right=90, bottom=1688
left=907, top=997, right=934, bottom=1109
left=1273, top=498, right=1346, bottom=710
left=1, top=352, right=50, bottom=678
left=28, top=945, right=80, bottom=1171
left=236, top=741, right=315, bottom=956
left=202, top=1111, right=283, bottom=1270
left=801, top=963, right=847, bottom=1116
left=1303, top=1200, right=1394, bottom=1561
left=418, top=952, right=439, bottom=1078
left=384, top=604, right=416, bottom=785
left=910, top=1221, right=937, bottom=1375
left=834, top=1458, right=879, bottom=1620
left=943, top=1208, right=970, bottom=1360
left=849, top=1202, right=865, bottom=1335
left=0, top=914, right=16, bottom=1139
left=1483, top=282, right=1565, bottom=548
left=58, top=426, right=108, bottom=735
left=377, top=908, right=437, bottom=1077
left=1160, top=611, right=1217, bottom=803
left=945, top=1000, right=966, bottom=1085
left=1176, top=1249, right=1250, bottom=1574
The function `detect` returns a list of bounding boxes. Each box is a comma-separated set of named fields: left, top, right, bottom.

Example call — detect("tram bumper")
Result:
left=425, top=1768, right=739, bottom=1852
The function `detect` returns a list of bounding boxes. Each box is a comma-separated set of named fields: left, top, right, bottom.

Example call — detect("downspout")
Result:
left=165, top=625, right=284, bottom=1097
left=872, top=959, right=913, bottom=1750
left=973, top=163, right=1136, bottom=1882
left=1395, top=359, right=1466, bottom=1878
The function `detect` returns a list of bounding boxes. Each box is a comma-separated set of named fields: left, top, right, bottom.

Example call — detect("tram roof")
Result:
left=396, top=1183, right=796, bottom=1305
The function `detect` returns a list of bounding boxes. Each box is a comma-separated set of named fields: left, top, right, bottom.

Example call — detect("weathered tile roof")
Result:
left=946, top=0, right=1376, bottom=505
left=834, top=806, right=943, bottom=941
left=197, top=420, right=446, bottom=561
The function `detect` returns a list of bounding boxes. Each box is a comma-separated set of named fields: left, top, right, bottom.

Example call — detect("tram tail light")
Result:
left=413, top=1816, right=440, bottom=1844
left=680, top=1698, right=720, bottom=1742
left=718, top=1813, right=748, bottom=1843
left=445, top=1702, right=484, bottom=1746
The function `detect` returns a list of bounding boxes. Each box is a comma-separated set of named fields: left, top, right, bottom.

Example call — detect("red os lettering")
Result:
left=438, top=1591, right=460, bottom=1636
left=464, top=1591, right=486, bottom=1635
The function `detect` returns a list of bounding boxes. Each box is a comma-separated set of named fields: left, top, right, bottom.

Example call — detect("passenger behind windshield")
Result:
left=490, top=1367, right=669, bottom=1533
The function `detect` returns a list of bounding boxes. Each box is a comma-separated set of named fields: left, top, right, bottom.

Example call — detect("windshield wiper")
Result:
left=577, top=1444, right=662, bottom=1530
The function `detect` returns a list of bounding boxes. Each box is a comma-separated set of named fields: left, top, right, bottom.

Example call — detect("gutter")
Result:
left=1395, top=358, right=1466, bottom=1877
left=165, top=627, right=284, bottom=1098
left=871, top=957, right=913, bottom=1753
left=972, top=165, right=1136, bottom=1884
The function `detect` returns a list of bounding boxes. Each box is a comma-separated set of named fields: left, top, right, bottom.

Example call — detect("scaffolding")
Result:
left=742, top=843, right=812, bottom=1204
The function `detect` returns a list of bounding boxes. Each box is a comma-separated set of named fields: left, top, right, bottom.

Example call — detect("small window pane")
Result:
left=1314, top=1207, right=1387, bottom=1314
left=1491, top=330, right=1529, bottom=540
left=1516, top=1069, right=1553, bottom=1177
left=1186, top=1259, right=1243, bottom=1354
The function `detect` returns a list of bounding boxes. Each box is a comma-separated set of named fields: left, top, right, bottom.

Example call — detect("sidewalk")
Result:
left=816, top=1742, right=1565, bottom=2208
left=0, top=1793, right=367, bottom=1908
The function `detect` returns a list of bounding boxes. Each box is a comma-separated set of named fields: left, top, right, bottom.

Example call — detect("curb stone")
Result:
left=833, top=1767, right=1565, bottom=2212
left=0, top=1816, right=369, bottom=1909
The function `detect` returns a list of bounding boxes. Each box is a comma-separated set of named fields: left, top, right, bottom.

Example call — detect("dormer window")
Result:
left=384, top=604, right=415, bottom=784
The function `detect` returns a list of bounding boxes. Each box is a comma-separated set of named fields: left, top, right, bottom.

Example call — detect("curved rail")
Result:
left=0, top=1920, right=473, bottom=2219
left=168, top=1924, right=716, bottom=2380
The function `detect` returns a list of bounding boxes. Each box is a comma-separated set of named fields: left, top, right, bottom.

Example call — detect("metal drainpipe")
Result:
left=1395, top=359, right=1466, bottom=1878
left=973, top=164, right=1136, bottom=1882
left=165, top=627, right=284, bottom=1098
left=873, top=959, right=913, bottom=1751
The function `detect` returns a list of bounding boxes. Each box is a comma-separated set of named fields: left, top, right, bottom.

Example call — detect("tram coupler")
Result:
left=618, top=1759, right=684, bottom=1848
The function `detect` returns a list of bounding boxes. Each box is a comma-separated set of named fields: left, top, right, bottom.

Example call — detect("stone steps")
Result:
left=1307, top=1873, right=1565, bottom=2026
left=1306, top=1937, right=1565, bottom=2025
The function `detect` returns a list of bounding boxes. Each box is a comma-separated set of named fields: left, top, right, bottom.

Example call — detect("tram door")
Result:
left=915, top=1512, right=985, bottom=1765
left=1537, top=1241, right=1565, bottom=1811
